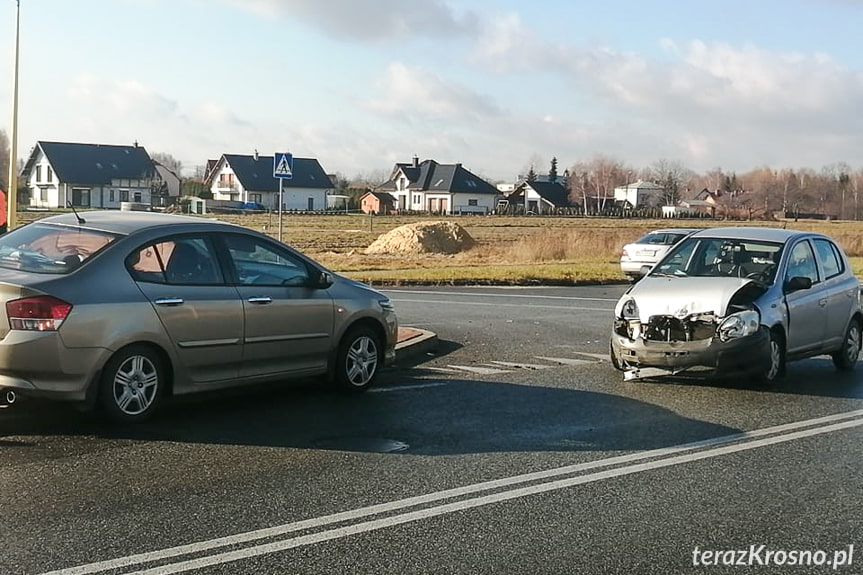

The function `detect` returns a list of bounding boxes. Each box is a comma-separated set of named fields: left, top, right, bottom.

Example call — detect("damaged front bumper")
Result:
left=611, top=322, right=772, bottom=380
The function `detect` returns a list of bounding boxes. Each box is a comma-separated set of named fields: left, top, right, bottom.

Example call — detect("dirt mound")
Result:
left=365, top=221, right=475, bottom=255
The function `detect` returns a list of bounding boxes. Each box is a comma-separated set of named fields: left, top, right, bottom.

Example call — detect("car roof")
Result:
left=688, top=226, right=810, bottom=243
left=644, top=228, right=700, bottom=235
left=29, top=210, right=241, bottom=236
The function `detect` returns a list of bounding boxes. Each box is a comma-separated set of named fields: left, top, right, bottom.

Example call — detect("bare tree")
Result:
left=151, top=152, right=183, bottom=175
left=650, top=159, right=690, bottom=206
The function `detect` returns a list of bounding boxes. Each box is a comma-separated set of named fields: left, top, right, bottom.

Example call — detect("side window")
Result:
left=812, top=239, right=843, bottom=280
left=128, top=236, right=223, bottom=285
left=224, top=234, right=310, bottom=287
left=786, top=241, right=819, bottom=285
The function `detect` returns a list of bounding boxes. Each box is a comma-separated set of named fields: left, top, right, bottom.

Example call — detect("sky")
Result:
left=1, top=0, right=862, bottom=181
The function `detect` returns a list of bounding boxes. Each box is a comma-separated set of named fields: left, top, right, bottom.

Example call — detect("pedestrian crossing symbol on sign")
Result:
left=273, top=152, right=293, bottom=179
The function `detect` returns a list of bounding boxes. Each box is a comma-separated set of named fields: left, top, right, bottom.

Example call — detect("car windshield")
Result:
left=0, top=223, right=118, bottom=274
left=652, top=237, right=784, bottom=282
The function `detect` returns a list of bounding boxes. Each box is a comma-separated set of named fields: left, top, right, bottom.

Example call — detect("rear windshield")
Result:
left=634, top=232, right=689, bottom=245
left=0, top=223, right=119, bottom=274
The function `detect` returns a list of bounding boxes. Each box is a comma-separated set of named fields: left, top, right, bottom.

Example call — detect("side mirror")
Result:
left=639, top=265, right=653, bottom=276
left=784, top=276, right=812, bottom=293
left=315, top=271, right=334, bottom=289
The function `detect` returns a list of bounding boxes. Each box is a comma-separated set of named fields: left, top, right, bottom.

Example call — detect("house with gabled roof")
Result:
left=360, top=190, right=395, bottom=215
left=377, top=157, right=499, bottom=214
left=613, top=180, right=665, bottom=208
left=204, top=152, right=333, bottom=211
left=20, top=141, right=157, bottom=209
left=506, top=180, right=572, bottom=214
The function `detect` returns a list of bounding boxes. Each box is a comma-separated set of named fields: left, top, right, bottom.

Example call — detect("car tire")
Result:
left=610, top=340, right=625, bottom=371
left=757, top=329, right=785, bottom=385
left=99, top=345, right=163, bottom=423
left=335, top=326, right=382, bottom=392
left=832, top=318, right=861, bottom=371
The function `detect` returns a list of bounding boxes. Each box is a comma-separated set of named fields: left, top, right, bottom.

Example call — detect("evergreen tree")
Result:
left=527, top=166, right=537, bottom=183
left=549, top=157, right=558, bottom=183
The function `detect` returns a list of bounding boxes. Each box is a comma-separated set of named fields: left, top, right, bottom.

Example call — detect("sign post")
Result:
left=273, top=152, right=293, bottom=241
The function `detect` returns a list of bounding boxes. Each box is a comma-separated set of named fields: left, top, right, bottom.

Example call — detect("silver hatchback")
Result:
left=0, top=211, right=398, bottom=422
left=610, top=227, right=862, bottom=382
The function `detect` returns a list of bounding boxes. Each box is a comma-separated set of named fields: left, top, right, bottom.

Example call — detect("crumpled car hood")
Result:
left=623, top=276, right=753, bottom=322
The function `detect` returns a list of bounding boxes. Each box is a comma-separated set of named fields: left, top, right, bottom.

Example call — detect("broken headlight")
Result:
left=717, top=309, right=760, bottom=342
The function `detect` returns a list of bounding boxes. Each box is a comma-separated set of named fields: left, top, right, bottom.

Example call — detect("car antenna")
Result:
left=67, top=201, right=86, bottom=225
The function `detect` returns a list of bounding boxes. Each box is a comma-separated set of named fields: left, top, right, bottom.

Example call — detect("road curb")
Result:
left=395, top=327, right=438, bottom=363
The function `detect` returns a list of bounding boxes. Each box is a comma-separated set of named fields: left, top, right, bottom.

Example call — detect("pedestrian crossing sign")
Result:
left=273, top=152, right=293, bottom=179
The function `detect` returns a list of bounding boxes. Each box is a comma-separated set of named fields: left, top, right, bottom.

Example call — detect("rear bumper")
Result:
left=0, top=331, right=106, bottom=401
left=611, top=326, right=772, bottom=375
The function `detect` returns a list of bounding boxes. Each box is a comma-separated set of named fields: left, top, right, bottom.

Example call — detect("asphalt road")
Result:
left=1, top=285, right=861, bottom=575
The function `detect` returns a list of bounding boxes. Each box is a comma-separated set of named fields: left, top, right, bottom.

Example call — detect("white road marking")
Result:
left=385, top=289, right=619, bottom=302
left=534, top=356, right=596, bottom=366
left=445, top=365, right=513, bottom=375
left=488, top=361, right=555, bottom=370
left=369, top=382, right=448, bottom=393
left=418, top=366, right=464, bottom=374
left=389, top=298, right=614, bottom=312
left=39, top=409, right=863, bottom=575
left=570, top=352, right=608, bottom=361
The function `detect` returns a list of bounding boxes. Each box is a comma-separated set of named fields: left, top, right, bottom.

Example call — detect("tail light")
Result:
left=6, top=296, right=73, bottom=331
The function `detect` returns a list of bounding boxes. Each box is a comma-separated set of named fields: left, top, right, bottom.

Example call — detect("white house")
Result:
left=376, top=157, right=499, bottom=214
left=613, top=180, right=665, bottom=208
left=20, top=141, right=156, bottom=209
left=204, top=152, right=333, bottom=211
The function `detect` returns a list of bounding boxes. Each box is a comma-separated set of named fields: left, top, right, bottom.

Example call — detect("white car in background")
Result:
left=620, top=228, right=699, bottom=280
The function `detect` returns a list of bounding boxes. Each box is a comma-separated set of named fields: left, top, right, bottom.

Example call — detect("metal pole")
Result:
left=277, top=178, right=283, bottom=241
left=7, top=0, right=20, bottom=230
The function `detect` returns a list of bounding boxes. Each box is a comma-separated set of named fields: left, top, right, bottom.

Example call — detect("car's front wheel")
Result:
left=335, top=326, right=382, bottom=392
left=610, top=340, right=625, bottom=371
left=99, top=345, right=163, bottom=423
left=757, top=329, right=785, bottom=385
left=832, top=318, right=861, bottom=371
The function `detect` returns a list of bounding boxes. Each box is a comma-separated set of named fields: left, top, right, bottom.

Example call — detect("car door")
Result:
left=129, top=234, right=244, bottom=384
left=782, top=239, right=827, bottom=356
left=220, top=233, right=335, bottom=378
left=812, top=238, right=858, bottom=350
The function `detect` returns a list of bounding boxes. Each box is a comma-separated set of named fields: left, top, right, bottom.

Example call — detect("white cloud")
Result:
left=221, top=0, right=477, bottom=42
left=364, top=62, right=503, bottom=123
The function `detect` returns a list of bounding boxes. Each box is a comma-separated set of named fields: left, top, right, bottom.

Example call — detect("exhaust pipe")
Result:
left=1, top=389, right=15, bottom=406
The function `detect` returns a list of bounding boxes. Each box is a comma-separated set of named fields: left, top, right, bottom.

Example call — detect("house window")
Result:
left=133, top=191, right=142, bottom=203
left=36, top=165, right=42, bottom=182
left=119, top=190, right=129, bottom=202
left=468, top=199, right=478, bottom=206
left=47, top=167, right=53, bottom=183
left=413, top=194, right=421, bottom=204
left=109, top=191, right=115, bottom=202
left=250, top=193, right=262, bottom=203
left=40, top=187, right=48, bottom=202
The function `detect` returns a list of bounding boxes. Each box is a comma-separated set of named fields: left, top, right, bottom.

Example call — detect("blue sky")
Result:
left=2, top=0, right=862, bottom=181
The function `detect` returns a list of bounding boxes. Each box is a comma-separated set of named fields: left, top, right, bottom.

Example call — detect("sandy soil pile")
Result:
left=365, top=221, right=476, bottom=255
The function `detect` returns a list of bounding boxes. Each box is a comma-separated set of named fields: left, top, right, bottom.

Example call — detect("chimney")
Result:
left=412, top=155, right=419, bottom=168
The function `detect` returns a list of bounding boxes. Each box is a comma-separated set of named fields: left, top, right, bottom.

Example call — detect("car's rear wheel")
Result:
left=832, top=318, right=861, bottom=371
left=757, top=329, right=785, bottom=385
left=335, top=326, right=382, bottom=392
left=99, top=345, right=163, bottom=423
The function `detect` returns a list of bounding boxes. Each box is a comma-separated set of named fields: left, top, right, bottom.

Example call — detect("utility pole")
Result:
left=7, top=0, right=21, bottom=229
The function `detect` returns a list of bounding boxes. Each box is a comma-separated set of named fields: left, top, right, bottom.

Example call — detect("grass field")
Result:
left=16, top=210, right=863, bottom=285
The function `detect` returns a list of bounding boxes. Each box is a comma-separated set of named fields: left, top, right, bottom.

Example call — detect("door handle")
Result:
left=155, top=298, right=184, bottom=306
left=819, top=298, right=828, bottom=307
left=247, top=296, right=273, bottom=304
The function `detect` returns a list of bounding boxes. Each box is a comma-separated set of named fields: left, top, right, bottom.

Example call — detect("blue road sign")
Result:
left=273, top=153, right=293, bottom=179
